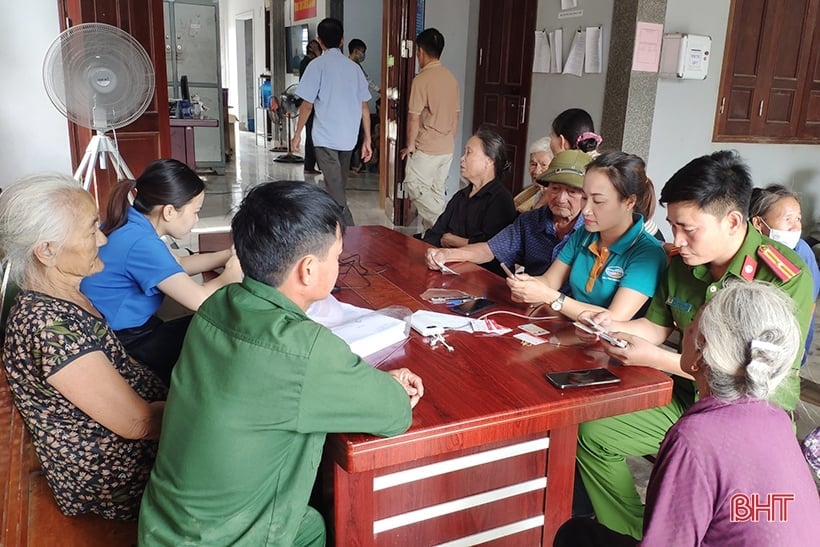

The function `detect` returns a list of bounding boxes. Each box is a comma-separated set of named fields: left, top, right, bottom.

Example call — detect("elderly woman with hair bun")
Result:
left=555, top=280, right=820, bottom=546
left=0, top=174, right=166, bottom=520
left=422, top=127, right=517, bottom=250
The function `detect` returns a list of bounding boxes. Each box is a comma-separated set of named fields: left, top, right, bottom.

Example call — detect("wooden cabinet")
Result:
left=714, top=0, right=820, bottom=143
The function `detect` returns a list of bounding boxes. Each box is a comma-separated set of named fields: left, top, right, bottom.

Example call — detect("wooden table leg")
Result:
left=542, top=424, right=579, bottom=545
left=329, top=460, right=375, bottom=547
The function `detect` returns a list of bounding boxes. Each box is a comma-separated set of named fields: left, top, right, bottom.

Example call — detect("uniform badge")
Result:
left=740, top=255, right=757, bottom=281
left=665, top=296, right=692, bottom=313
left=757, top=244, right=800, bottom=282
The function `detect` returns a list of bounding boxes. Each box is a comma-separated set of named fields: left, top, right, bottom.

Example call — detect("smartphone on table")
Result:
left=545, top=368, right=621, bottom=389
left=449, top=297, right=495, bottom=316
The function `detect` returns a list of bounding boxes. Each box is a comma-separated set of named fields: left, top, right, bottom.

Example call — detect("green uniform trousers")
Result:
left=295, top=507, right=326, bottom=547
left=576, top=391, right=692, bottom=540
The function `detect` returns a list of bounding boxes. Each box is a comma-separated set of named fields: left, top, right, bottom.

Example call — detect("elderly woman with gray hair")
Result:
left=555, top=280, right=820, bottom=546
left=0, top=174, right=166, bottom=520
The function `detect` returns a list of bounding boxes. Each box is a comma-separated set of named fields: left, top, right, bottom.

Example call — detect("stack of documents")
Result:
left=307, top=295, right=409, bottom=358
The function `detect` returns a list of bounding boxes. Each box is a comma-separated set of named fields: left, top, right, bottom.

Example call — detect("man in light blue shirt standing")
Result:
left=292, top=18, right=372, bottom=226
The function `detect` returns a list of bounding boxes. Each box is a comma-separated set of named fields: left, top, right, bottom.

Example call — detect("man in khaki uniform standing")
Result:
left=400, top=28, right=460, bottom=235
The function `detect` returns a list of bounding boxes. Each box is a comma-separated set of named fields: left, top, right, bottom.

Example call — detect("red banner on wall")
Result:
left=294, top=0, right=317, bottom=21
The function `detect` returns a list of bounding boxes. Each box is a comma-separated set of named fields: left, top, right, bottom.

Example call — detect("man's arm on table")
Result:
left=425, top=242, right=495, bottom=270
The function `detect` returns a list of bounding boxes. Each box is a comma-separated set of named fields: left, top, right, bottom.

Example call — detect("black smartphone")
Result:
left=545, top=368, right=621, bottom=389
left=450, top=297, right=495, bottom=316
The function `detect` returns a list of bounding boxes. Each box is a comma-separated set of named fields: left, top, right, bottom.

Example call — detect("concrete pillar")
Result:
left=600, top=0, right=667, bottom=161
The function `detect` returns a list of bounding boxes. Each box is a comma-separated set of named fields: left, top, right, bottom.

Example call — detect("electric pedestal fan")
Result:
left=274, top=84, right=304, bottom=163
left=43, top=23, right=155, bottom=194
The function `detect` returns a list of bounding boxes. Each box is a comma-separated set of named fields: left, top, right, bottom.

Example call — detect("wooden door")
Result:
left=472, top=0, right=537, bottom=195
left=381, top=0, right=419, bottom=226
left=59, top=0, right=170, bottom=213
left=714, top=0, right=819, bottom=141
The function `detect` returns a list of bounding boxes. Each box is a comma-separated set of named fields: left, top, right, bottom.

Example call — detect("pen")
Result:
left=445, top=296, right=482, bottom=306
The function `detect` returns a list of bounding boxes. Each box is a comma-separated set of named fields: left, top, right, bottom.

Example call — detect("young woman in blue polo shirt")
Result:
left=507, top=151, right=665, bottom=321
left=81, top=159, right=243, bottom=383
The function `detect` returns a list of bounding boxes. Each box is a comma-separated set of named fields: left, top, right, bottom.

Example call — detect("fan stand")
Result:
left=74, top=131, right=135, bottom=194
left=268, top=97, right=288, bottom=152
left=274, top=113, right=304, bottom=163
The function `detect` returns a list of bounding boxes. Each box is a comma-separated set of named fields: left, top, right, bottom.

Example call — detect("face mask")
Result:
left=759, top=218, right=801, bottom=249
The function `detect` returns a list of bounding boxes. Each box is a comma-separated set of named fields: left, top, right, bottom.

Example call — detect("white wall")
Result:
left=649, top=0, right=820, bottom=235
left=0, top=3, right=71, bottom=186
left=528, top=1, right=613, bottom=157
left=222, top=0, right=268, bottom=127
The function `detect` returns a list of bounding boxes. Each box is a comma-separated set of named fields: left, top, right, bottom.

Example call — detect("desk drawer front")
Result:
left=371, top=436, right=549, bottom=546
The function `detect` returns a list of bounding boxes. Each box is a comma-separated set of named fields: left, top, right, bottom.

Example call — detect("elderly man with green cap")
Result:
left=426, top=149, right=591, bottom=277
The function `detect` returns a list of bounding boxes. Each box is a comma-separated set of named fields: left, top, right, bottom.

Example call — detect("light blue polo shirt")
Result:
left=295, top=48, right=371, bottom=151
left=557, top=214, right=666, bottom=308
left=81, top=208, right=184, bottom=331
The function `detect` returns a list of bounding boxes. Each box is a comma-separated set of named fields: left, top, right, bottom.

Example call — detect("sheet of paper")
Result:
left=632, top=21, right=664, bottom=72
left=550, top=28, right=563, bottom=73
left=533, top=30, right=551, bottom=73
left=562, top=28, right=585, bottom=77
left=585, top=26, right=602, bottom=73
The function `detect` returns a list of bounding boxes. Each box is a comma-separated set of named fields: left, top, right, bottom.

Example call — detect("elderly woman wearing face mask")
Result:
left=750, top=184, right=819, bottom=366
left=0, top=174, right=166, bottom=520
left=554, top=281, right=820, bottom=546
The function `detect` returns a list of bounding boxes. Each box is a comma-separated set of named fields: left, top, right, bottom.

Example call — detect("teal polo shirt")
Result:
left=644, top=224, right=814, bottom=411
left=557, top=214, right=666, bottom=308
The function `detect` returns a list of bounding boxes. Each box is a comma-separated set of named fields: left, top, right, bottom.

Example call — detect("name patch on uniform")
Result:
left=604, top=266, right=625, bottom=280
left=665, top=296, right=692, bottom=313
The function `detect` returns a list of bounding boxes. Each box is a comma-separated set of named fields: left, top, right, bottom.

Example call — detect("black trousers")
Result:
left=115, top=315, right=192, bottom=385
left=304, top=111, right=317, bottom=170
left=553, top=517, right=638, bottom=547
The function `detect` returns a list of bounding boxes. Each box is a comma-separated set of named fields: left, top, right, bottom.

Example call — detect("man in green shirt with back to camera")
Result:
left=138, top=181, right=424, bottom=546
left=574, top=150, right=814, bottom=540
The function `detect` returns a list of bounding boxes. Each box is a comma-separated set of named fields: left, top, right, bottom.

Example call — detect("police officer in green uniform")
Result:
left=572, top=150, right=814, bottom=540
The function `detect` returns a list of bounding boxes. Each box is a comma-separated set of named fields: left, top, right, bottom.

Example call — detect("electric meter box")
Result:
left=659, top=33, right=711, bottom=80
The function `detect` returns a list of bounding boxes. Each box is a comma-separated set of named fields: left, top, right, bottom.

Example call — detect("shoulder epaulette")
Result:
left=757, top=244, right=801, bottom=282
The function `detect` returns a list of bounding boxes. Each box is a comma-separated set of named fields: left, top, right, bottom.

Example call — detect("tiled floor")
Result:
left=191, top=130, right=820, bottom=494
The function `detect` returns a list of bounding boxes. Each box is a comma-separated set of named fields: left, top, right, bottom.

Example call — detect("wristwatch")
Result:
left=550, top=293, right=566, bottom=312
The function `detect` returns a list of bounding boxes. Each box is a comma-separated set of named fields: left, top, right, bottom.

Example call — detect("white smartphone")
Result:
left=572, top=321, right=628, bottom=348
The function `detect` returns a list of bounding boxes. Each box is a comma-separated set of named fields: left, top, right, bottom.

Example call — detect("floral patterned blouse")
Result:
left=2, top=291, right=167, bottom=520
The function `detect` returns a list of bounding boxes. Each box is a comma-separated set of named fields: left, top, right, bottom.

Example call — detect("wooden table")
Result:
left=322, top=226, right=673, bottom=546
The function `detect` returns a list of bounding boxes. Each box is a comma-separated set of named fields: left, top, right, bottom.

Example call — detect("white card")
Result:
left=519, top=323, right=550, bottom=336
left=514, top=332, right=547, bottom=345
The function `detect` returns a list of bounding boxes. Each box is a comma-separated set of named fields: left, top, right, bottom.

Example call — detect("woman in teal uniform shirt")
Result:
left=507, top=151, right=665, bottom=321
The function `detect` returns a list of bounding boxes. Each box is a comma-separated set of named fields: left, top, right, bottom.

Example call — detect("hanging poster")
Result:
left=294, top=0, right=317, bottom=22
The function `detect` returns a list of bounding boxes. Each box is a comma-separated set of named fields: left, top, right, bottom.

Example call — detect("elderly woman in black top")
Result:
left=422, top=127, right=517, bottom=249
left=0, top=174, right=166, bottom=520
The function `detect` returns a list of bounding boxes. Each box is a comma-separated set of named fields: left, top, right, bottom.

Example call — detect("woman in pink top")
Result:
left=554, top=280, right=820, bottom=546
